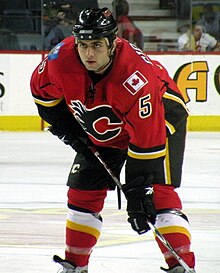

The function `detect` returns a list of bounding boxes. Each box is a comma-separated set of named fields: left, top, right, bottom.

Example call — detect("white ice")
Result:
left=0, top=131, right=220, bottom=273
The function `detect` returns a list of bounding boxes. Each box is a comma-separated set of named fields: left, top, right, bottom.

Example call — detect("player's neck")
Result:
left=88, top=62, right=113, bottom=85
left=94, top=58, right=113, bottom=74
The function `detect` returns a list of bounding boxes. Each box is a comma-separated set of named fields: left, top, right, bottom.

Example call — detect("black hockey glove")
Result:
left=48, top=125, right=92, bottom=156
left=122, top=176, right=157, bottom=234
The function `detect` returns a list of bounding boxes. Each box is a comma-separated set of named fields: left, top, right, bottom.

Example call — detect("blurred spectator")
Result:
left=57, top=11, right=73, bottom=37
left=43, top=17, right=65, bottom=50
left=197, top=3, right=220, bottom=40
left=193, top=24, right=220, bottom=52
left=177, top=24, right=195, bottom=51
left=43, top=1, right=84, bottom=51
left=56, top=1, right=99, bottom=26
left=59, top=1, right=78, bottom=24
left=61, top=0, right=98, bottom=14
left=112, top=0, right=144, bottom=50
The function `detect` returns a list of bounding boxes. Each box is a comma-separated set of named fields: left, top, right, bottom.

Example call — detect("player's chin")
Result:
left=86, top=65, right=99, bottom=72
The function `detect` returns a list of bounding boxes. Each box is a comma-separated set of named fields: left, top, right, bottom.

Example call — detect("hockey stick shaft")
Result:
left=89, top=146, right=123, bottom=190
left=89, top=145, right=194, bottom=273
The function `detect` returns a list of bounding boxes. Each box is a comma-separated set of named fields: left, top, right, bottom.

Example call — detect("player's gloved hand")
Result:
left=122, top=176, right=157, bottom=234
left=48, top=125, right=92, bottom=156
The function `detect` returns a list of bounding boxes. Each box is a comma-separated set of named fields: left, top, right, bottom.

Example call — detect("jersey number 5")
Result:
left=139, top=94, right=152, bottom=118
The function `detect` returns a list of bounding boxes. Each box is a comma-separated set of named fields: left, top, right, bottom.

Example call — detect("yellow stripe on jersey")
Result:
left=128, top=147, right=166, bottom=160
left=66, top=219, right=101, bottom=240
left=33, top=96, right=64, bottom=107
left=165, top=120, right=176, bottom=135
left=164, top=138, right=172, bottom=185
left=163, top=92, right=189, bottom=113
left=157, top=226, right=191, bottom=240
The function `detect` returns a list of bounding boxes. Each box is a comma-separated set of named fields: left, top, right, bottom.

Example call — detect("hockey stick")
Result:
left=88, top=145, right=195, bottom=273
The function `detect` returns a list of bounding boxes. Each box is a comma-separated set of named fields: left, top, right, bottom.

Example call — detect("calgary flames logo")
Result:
left=69, top=100, right=123, bottom=142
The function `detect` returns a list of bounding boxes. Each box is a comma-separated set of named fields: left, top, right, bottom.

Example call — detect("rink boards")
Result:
left=0, top=51, right=220, bottom=131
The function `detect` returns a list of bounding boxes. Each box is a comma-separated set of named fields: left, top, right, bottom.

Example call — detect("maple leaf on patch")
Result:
left=132, top=78, right=139, bottom=86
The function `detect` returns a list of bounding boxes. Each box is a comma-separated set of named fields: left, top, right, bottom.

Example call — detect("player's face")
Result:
left=77, top=38, right=111, bottom=73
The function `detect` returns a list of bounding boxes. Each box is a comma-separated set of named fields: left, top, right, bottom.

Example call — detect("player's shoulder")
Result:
left=108, top=41, right=158, bottom=102
left=116, top=39, right=155, bottom=73
left=47, top=36, right=75, bottom=62
left=152, top=60, right=168, bottom=74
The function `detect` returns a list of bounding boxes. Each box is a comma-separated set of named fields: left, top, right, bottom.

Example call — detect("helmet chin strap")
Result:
left=94, top=38, right=115, bottom=74
left=94, top=57, right=112, bottom=74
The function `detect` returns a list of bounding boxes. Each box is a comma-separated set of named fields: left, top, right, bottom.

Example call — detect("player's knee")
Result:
left=67, top=188, right=107, bottom=212
left=156, top=209, right=191, bottom=242
left=153, top=185, right=182, bottom=210
left=67, top=208, right=103, bottom=233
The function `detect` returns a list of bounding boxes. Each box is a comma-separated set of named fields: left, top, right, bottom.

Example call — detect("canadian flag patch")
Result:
left=123, top=70, right=148, bottom=95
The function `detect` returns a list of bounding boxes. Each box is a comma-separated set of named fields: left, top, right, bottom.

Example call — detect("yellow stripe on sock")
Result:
left=157, top=226, right=191, bottom=240
left=66, top=219, right=100, bottom=240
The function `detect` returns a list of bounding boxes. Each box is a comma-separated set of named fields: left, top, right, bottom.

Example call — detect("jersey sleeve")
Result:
left=30, top=56, right=64, bottom=107
left=123, top=60, right=189, bottom=183
left=153, top=60, right=189, bottom=135
left=30, top=52, right=77, bottom=131
left=116, top=65, right=167, bottom=184
left=110, top=45, right=188, bottom=184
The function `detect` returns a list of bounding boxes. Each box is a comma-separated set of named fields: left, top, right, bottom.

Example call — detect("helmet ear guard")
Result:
left=73, top=7, right=118, bottom=46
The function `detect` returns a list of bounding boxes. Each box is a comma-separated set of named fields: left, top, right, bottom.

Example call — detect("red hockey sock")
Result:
left=156, top=233, right=195, bottom=269
left=65, top=188, right=107, bottom=266
left=153, top=185, right=195, bottom=269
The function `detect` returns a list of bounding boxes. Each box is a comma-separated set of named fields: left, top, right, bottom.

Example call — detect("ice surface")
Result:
left=0, top=132, right=219, bottom=273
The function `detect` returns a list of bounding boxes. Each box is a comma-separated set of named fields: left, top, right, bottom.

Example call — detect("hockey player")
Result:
left=30, top=7, right=196, bottom=273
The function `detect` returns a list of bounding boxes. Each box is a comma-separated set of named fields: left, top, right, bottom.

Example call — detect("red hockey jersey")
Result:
left=31, top=37, right=188, bottom=180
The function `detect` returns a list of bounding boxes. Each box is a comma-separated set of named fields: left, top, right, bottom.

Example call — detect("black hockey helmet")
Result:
left=72, top=7, right=117, bottom=45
